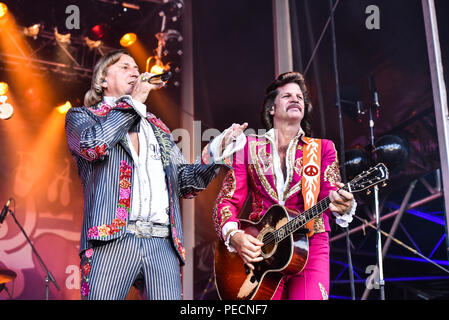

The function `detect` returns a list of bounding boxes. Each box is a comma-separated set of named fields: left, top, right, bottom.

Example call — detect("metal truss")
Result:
left=329, top=169, right=448, bottom=299
left=0, top=27, right=115, bottom=81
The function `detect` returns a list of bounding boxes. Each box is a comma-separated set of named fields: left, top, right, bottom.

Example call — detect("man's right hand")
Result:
left=131, top=72, right=165, bottom=103
left=230, top=232, right=264, bottom=270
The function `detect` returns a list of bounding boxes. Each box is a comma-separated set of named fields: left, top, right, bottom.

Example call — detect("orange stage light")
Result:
left=0, top=82, right=8, bottom=95
left=150, top=63, right=165, bottom=75
left=0, top=2, right=7, bottom=19
left=23, top=24, right=41, bottom=39
left=0, top=14, right=57, bottom=117
left=120, top=33, right=137, bottom=47
left=57, top=101, right=72, bottom=114
left=146, top=56, right=168, bottom=74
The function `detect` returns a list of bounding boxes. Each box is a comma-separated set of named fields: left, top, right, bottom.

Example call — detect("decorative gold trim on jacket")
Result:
left=324, top=159, right=341, bottom=187
left=249, top=140, right=279, bottom=202
left=313, top=214, right=326, bottom=234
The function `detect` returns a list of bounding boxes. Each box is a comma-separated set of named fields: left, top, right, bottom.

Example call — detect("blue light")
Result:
left=386, top=254, right=449, bottom=265
left=385, top=202, right=445, bottom=225
left=331, top=276, right=449, bottom=284
left=384, top=276, right=449, bottom=282
left=428, top=234, right=446, bottom=259
left=329, top=295, right=353, bottom=300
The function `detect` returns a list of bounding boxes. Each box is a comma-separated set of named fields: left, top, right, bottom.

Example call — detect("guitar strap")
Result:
left=301, top=137, right=322, bottom=237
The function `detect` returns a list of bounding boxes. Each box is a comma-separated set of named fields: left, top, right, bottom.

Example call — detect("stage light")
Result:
left=344, top=148, right=371, bottom=180
left=120, top=32, right=137, bottom=47
left=0, top=2, right=7, bottom=19
left=85, top=37, right=102, bottom=50
left=122, top=2, right=140, bottom=10
left=150, top=63, right=165, bottom=75
left=57, top=101, right=72, bottom=114
left=146, top=56, right=168, bottom=75
left=90, top=24, right=107, bottom=41
left=0, top=82, right=8, bottom=95
left=0, top=95, right=13, bottom=120
left=159, top=0, right=184, bottom=22
left=23, top=24, right=41, bottom=39
left=54, top=27, right=71, bottom=45
left=372, top=134, right=409, bottom=174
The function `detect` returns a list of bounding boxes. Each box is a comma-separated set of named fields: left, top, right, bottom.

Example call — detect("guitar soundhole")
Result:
left=261, top=232, right=276, bottom=257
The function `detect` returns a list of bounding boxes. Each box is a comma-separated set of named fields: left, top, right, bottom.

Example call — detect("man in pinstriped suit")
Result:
left=65, top=49, right=246, bottom=300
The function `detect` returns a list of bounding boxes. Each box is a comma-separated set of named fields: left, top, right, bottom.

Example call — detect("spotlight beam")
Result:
left=0, top=52, right=92, bottom=74
left=6, top=32, right=28, bottom=57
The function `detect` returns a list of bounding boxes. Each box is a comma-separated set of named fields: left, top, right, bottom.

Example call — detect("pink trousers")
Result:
left=272, top=231, right=330, bottom=300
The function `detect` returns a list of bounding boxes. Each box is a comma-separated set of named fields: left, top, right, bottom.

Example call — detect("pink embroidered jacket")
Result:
left=212, top=130, right=342, bottom=240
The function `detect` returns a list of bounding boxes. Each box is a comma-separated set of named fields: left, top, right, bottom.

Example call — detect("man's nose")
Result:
left=131, top=69, right=139, bottom=77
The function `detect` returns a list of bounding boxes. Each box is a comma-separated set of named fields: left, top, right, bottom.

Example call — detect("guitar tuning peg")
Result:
left=366, top=189, right=371, bottom=195
left=382, top=182, right=387, bottom=187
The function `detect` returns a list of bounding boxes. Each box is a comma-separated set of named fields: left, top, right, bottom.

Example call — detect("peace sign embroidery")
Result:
left=304, top=164, right=319, bottom=177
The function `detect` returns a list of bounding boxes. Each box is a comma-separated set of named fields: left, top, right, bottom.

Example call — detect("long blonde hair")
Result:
left=83, top=49, right=130, bottom=106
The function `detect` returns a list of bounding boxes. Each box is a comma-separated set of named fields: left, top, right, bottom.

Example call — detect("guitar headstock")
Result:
left=348, top=163, right=389, bottom=194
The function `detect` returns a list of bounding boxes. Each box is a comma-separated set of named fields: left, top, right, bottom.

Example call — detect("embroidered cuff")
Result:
left=225, top=229, right=244, bottom=253
left=209, top=124, right=246, bottom=163
left=332, top=199, right=357, bottom=228
left=222, top=221, right=241, bottom=252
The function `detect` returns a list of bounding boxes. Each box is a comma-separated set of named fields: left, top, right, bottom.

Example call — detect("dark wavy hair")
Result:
left=260, top=71, right=313, bottom=136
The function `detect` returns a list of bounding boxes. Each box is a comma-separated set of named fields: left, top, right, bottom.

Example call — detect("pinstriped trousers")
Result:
left=80, top=233, right=182, bottom=300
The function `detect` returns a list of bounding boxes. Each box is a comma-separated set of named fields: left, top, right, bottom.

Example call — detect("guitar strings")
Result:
left=260, top=184, right=352, bottom=248
left=260, top=167, right=381, bottom=249
left=261, top=197, right=331, bottom=248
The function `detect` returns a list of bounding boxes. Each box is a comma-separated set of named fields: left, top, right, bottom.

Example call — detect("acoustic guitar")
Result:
left=214, top=163, right=389, bottom=300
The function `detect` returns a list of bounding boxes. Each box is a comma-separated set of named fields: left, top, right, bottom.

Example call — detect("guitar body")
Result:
left=214, top=205, right=309, bottom=300
left=214, top=163, right=390, bottom=300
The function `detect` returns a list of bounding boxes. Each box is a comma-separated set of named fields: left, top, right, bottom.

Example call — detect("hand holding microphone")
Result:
left=141, top=71, right=172, bottom=84
left=131, top=71, right=171, bottom=103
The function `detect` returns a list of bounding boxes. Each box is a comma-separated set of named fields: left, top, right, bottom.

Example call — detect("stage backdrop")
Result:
left=0, top=93, right=85, bottom=299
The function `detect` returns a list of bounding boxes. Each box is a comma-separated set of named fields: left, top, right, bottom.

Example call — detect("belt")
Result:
left=126, top=220, right=170, bottom=238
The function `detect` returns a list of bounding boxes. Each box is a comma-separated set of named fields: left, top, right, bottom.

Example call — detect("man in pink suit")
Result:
left=213, top=72, right=356, bottom=300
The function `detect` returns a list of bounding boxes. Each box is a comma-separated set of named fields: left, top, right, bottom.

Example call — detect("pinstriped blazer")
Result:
left=65, top=96, right=220, bottom=266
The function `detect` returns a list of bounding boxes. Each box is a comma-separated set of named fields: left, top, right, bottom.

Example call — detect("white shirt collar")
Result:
left=264, top=126, right=306, bottom=145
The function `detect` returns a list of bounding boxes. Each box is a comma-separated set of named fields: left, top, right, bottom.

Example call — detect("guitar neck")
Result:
left=275, top=184, right=349, bottom=243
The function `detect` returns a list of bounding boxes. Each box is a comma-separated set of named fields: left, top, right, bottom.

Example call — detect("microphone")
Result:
left=356, top=101, right=365, bottom=123
left=142, top=71, right=172, bottom=84
left=369, top=75, right=380, bottom=118
left=0, top=198, right=11, bottom=224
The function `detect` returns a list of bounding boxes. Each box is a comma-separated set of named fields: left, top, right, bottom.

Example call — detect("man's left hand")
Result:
left=221, top=122, right=248, bottom=153
left=329, top=182, right=354, bottom=215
